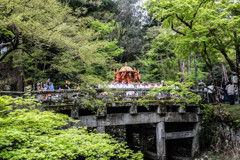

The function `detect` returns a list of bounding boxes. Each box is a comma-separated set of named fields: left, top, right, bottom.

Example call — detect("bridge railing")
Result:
left=0, top=87, right=208, bottom=102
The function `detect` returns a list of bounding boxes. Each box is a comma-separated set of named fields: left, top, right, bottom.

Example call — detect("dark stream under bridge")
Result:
left=1, top=88, right=207, bottom=160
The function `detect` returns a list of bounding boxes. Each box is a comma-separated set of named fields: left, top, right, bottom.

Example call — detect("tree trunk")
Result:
left=14, top=67, right=23, bottom=91
left=178, top=60, right=185, bottom=82
left=43, top=59, right=46, bottom=70
left=0, top=46, right=18, bottom=61
left=202, top=43, right=222, bottom=110
left=182, top=61, right=185, bottom=82
left=220, top=48, right=236, bottom=72
left=221, top=63, right=228, bottom=85
left=161, top=55, right=165, bottom=80
left=234, top=31, right=240, bottom=104
left=187, top=58, right=191, bottom=77
left=0, top=28, right=20, bottom=62
left=194, top=54, right=198, bottom=90
left=33, top=60, right=38, bottom=90
left=204, top=58, right=221, bottom=107
left=234, top=31, right=240, bottom=63
left=167, top=53, right=172, bottom=80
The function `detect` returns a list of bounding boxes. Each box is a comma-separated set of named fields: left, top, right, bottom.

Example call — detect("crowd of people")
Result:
left=220, top=82, right=238, bottom=105
left=37, top=80, right=81, bottom=91
left=100, top=80, right=169, bottom=89
left=36, top=79, right=175, bottom=92
left=36, top=79, right=54, bottom=91
left=98, top=80, right=181, bottom=97
left=36, top=80, right=81, bottom=100
left=36, top=80, right=177, bottom=100
left=203, top=81, right=238, bottom=105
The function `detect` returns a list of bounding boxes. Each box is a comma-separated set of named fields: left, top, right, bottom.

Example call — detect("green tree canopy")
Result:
left=0, top=0, right=123, bottom=87
left=145, top=0, right=240, bottom=73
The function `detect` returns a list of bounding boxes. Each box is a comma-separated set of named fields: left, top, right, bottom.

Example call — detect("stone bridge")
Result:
left=1, top=88, right=207, bottom=160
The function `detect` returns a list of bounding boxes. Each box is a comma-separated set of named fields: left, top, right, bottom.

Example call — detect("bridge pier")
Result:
left=96, top=126, right=105, bottom=133
left=70, top=106, right=79, bottom=118
left=156, top=122, right=166, bottom=160
left=140, top=125, right=148, bottom=153
left=191, top=122, right=200, bottom=156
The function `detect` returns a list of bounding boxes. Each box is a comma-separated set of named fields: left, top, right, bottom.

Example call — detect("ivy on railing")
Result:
left=139, top=81, right=202, bottom=109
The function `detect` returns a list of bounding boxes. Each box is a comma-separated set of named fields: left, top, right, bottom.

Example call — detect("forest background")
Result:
left=0, top=0, right=239, bottom=91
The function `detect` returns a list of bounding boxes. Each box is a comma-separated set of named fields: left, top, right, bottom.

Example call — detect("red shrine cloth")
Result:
left=116, top=71, right=141, bottom=83
left=117, top=71, right=127, bottom=82
left=136, top=72, right=141, bottom=82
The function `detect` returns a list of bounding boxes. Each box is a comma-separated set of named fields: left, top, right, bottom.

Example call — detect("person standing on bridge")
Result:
left=226, top=82, right=235, bottom=105
left=46, top=82, right=54, bottom=100
left=160, top=80, right=165, bottom=87
left=207, top=83, right=215, bottom=104
left=64, top=84, right=70, bottom=89
left=222, top=81, right=229, bottom=103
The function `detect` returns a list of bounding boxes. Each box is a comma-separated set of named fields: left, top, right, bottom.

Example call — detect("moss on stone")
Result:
left=222, top=104, right=240, bottom=121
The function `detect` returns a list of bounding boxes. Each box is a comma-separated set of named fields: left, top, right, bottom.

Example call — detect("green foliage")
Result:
left=204, top=66, right=223, bottom=85
left=0, top=93, right=38, bottom=115
left=201, top=104, right=219, bottom=125
left=199, top=104, right=240, bottom=151
left=139, top=24, right=211, bottom=84
left=91, top=20, right=115, bottom=38
left=0, top=27, right=14, bottom=39
left=0, top=78, right=15, bottom=90
left=145, top=0, right=240, bottom=74
left=222, top=104, right=240, bottom=128
left=76, top=84, right=106, bottom=113
left=198, top=104, right=216, bottom=151
left=189, top=62, right=208, bottom=83
left=97, top=40, right=124, bottom=57
left=143, top=0, right=240, bottom=95
left=0, top=0, right=124, bottom=88
left=0, top=96, right=143, bottom=160
left=0, top=96, right=15, bottom=113
left=201, top=104, right=240, bottom=129
left=76, top=84, right=124, bottom=115
left=139, top=27, right=171, bottom=81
